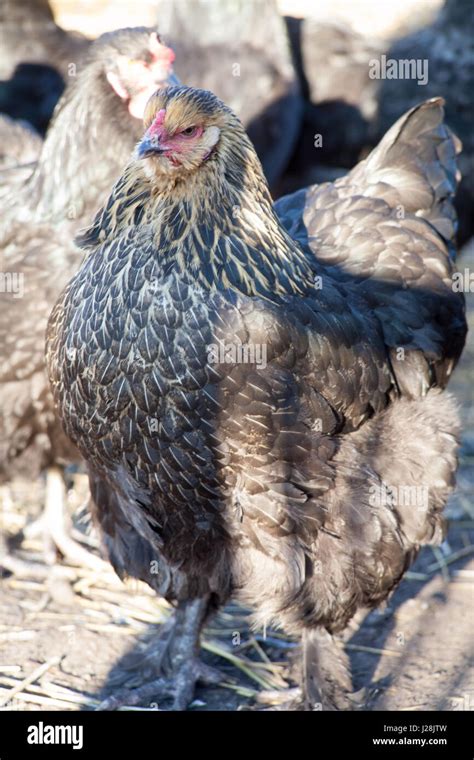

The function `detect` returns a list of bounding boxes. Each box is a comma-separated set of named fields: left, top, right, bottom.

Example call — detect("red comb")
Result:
left=148, top=108, right=167, bottom=136
left=155, top=109, right=166, bottom=126
left=149, top=32, right=175, bottom=64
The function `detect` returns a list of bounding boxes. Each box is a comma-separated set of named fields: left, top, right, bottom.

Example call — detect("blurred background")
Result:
left=50, top=0, right=441, bottom=38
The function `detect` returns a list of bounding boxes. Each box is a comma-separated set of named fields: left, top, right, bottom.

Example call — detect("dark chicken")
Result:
left=0, top=28, right=177, bottom=573
left=0, top=0, right=89, bottom=80
left=280, top=17, right=382, bottom=195
left=0, top=0, right=89, bottom=133
left=281, top=0, right=474, bottom=242
left=46, top=86, right=465, bottom=709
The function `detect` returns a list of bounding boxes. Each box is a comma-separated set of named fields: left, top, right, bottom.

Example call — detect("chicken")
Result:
left=0, top=62, right=64, bottom=137
left=0, top=0, right=89, bottom=133
left=157, top=0, right=302, bottom=189
left=0, top=0, right=89, bottom=80
left=46, top=86, right=465, bottom=710
left=0, top=113, right=42, bottom=166
left=374, top=0, right=474, bottom=244
left=0, top=28, right=178, bottom=574
left=280, top=17, right=382, bottom=195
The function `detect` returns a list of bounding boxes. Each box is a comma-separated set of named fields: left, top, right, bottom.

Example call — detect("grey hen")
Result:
left=46, top=87, right=465, bottom=710
left=0, top=114, right=42, bottom=196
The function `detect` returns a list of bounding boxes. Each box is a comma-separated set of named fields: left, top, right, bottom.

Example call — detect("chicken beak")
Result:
left=137, top=136, right=165, bottom=159
left=164, top=72, right=180, bottom=87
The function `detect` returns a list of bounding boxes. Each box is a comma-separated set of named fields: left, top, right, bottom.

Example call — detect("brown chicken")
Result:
left=0, top=28, right=177, bottom=574
left=46, top=86, right=465, bottom=710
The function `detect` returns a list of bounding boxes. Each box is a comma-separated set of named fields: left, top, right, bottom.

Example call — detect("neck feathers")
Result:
left=27, top=67, right=137, bottom=225
left=77, top=130, right=316, bottom=300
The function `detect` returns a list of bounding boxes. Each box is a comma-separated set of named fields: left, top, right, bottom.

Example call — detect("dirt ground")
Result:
left=1, top=243, right=473, bottom=713
left=2, top=521, right=473, bottom=712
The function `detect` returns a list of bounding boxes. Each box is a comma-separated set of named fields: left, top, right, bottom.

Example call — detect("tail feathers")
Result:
left=354, top=98, right=461, bottom=247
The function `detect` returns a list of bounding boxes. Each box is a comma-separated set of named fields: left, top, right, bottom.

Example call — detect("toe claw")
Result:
left=97, top=677, right=172, bottom=711
left=98, top=658, right=224, bottom=711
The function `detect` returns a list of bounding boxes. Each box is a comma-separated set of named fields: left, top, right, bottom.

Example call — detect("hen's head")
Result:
left=136, top=86, right=252, bottom=180
left=89, top=28, right=178, bottom=121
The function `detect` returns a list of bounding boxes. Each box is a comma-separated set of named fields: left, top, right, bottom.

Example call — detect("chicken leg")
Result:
left=1, top=467, right=109, bottom=577
left=98, top=597, right=222, bottom=710
left=302, top=628, right=363, bottom=711
left=39, top=466, right=108, bottom=571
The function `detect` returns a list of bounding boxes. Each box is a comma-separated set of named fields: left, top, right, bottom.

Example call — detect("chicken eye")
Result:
left=180, top=126, right=198, bottom=137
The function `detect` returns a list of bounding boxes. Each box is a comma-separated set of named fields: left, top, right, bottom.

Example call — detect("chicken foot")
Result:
left=21, top=466, right=108, bottom=572
left=97, top=596, right=221, bottom=710
left=1, top=467, right=109, bottom=577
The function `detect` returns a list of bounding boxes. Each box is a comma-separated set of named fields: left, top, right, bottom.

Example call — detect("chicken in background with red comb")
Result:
left=0, top=27, right=178, bottom=576
left=106, top=31, right=178, bottom=120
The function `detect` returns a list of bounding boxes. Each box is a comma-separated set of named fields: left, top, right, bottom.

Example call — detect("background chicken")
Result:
left=0, top=0, right=89, bottom=133
left=280, top=17, right=381, bottom=194
left=0, top=114, right=42, bottom=197
left=157, top=0, right=302, bottom=189
left=0, top=27, right=177, bottom=575
left=46, top=85, right=465, bottom=710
